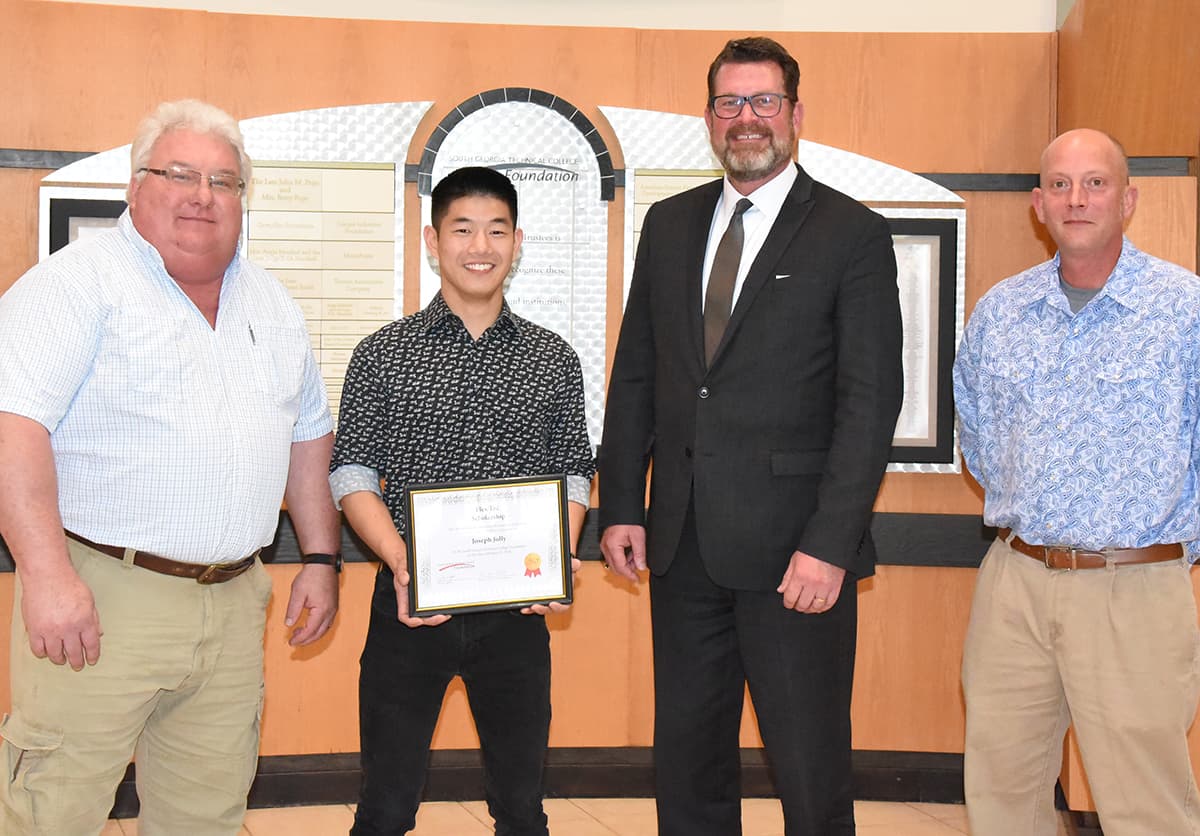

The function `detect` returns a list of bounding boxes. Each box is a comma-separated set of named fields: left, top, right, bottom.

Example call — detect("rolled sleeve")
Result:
left=330, top=463, right=382, bottom=509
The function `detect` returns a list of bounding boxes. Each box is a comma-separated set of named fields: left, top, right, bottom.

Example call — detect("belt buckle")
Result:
left=197, top=564, right=222, bottom=584
left=1044, top=545, right=1078, bottom=570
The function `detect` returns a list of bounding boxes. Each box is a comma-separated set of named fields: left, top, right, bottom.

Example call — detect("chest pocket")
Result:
left=247, top=324, right=308, bottom=408
left=104, top=313, right=194, bottom=397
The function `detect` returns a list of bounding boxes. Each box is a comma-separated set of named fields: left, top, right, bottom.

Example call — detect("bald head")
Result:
left=1039, top=129, right=1129, bottom=187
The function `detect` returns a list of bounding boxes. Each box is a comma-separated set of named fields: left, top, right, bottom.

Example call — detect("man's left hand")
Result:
left=285, top=564, right=339, bottom=645
left=777, top=551, right=845, bottom=614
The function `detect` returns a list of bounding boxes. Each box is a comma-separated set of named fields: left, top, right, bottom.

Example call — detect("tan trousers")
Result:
left=963, top=537, right=1200, bottom=836
left=0, top=538, right=273, bottom=836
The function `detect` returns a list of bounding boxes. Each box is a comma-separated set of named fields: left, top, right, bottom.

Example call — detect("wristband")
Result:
left=301, top=552, right=343, bottom=573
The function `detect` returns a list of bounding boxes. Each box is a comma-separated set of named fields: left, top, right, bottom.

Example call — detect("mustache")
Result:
left=723, top=121, right=773, bottom=141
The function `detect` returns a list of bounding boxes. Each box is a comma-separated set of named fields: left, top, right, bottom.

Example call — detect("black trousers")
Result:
left=650, top=508, right=859, bottom=836
left=351, top=566, right=551, bottom=836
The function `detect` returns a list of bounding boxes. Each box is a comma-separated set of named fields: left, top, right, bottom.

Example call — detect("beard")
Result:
left=713, top=121, right=795, bottom=183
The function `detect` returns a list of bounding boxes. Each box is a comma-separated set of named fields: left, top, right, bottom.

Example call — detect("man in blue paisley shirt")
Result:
left=954, top=128, right=1200, bottom=836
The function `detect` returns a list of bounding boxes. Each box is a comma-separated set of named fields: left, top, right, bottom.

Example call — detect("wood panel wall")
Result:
left=1059, top=0, right=1200, bottom=158
left=1, top=1, right=1197, bottom=810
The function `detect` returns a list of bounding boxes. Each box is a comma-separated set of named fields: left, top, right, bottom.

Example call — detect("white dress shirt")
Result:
left=700, top=163, right=798, bottom=311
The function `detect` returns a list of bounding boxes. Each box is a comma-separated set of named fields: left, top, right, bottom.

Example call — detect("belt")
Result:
left=65, top=531, right=259, bottom=584
left=997, top=528, right=1182, bottom=570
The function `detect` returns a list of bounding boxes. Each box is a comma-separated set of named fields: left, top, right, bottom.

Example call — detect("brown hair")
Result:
left=706, top=37, right=800, bottom=101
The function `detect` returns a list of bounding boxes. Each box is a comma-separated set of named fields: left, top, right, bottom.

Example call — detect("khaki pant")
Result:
left=0, top=539, right=273, bottom=836
left=963, top=537, right=1200, bottom=836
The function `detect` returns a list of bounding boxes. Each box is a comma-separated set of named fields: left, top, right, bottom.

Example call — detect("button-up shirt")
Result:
left=330, top=292, right=596, bottom=534
left=953, top=238, right=1200, bottom=559
left=0, top=211, right=331, bottom=563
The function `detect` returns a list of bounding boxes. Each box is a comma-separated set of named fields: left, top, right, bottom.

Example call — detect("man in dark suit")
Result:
left=599, top=37, right=903, bottom=836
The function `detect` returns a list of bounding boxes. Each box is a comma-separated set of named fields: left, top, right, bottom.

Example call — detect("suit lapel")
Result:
left=711, top=165, right=816, bottom=366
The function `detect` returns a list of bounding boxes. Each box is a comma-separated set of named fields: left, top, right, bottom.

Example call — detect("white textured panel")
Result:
left=239, top=102, right=430, bottom=165
left=42, top=145, right=133, bottom=186
left=422, top=101, right=608, bottom=446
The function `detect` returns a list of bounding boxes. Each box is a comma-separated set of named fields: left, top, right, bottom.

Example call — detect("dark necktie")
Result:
left=703, top=197, right=753, bottom=364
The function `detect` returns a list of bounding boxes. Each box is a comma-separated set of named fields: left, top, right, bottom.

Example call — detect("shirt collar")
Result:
left=720, top=162, right=797, bottom=220
left=1094, top=238, right=1149, bottom=312
left=1014, top=237, right=1146, bottom=314
left=420, top=291, right=520, bottom=340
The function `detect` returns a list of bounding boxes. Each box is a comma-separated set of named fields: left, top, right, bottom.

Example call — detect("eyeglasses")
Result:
left=709, top=93, right=792, bottom=119
left=138, top=165, right=245, bottom=197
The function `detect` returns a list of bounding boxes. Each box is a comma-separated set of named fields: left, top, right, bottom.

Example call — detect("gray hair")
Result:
left=128, top=99, right=252, bottom=199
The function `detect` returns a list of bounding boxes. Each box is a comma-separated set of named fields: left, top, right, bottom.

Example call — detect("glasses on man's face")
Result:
left=709, top=93, right=791, bottom=119
left=138, top=164, right=245, bottom=197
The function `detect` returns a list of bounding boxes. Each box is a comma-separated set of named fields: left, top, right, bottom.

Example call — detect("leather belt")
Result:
left=65, top=531, right=259, bottom=584
left=998, top=528, right=1182, bottom=570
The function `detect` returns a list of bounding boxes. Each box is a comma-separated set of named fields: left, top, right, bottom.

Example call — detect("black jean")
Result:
left=350, top=566, right=552, bottom=836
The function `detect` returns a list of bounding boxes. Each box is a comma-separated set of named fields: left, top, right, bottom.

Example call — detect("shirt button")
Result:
left=698, top=387, right=710, bottom=399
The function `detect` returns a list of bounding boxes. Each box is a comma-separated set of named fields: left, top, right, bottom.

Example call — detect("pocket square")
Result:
left=774, top=273, right=791, bottom=280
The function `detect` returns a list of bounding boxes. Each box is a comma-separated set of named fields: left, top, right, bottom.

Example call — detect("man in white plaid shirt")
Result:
left=0, top=99, right=341, bottom=836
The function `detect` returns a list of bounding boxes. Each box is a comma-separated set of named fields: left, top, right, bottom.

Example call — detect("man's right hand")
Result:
left=21, top=566, right=101, bottom=670
left=599, top=524, right=648, bottom=583
left=392, top=565, right=451, bottom=628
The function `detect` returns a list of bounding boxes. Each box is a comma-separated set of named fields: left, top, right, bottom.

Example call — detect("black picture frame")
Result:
left=48, top=197, right=126, bottom=254
left=404, top=474, right=573, bottom=616
left=886, top=217, right=959, bottom=465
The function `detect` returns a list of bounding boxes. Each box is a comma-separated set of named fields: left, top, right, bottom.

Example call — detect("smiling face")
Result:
left=424, top=194, right=523, bottom=312
left=127, top=128, right=243, bottom=285
left=705, top=61, right=803, bottom=193
left=1032, top=129, right=1137, bottom=266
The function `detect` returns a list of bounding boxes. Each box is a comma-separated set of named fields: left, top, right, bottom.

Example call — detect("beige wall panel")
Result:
left=876, top=472, right=983, bottom=516
left=852, top=566, right=974, bottom=752
left=260, top=563, right=372, bottom=755
left=633, top=30, right=1053, bottom=173
left=6, top=5, right=1051, bottom=175
left=201, top=14, right=640, bottom=146
left=0, top=169, right=44, bottom=296
left=1127, top=176, right=1198, bottom=271
left=2, top=3, right=206, bottom=152
left=1059, top=0, right=1200, bottom=157
left=544, top=563, right=652, bottom=747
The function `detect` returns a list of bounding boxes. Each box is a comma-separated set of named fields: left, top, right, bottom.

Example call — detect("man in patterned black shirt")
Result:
left=330, top=166, right=596, bottom=836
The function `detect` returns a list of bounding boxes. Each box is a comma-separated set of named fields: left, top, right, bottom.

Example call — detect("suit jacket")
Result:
left=598, top=164, right=903, bottom=590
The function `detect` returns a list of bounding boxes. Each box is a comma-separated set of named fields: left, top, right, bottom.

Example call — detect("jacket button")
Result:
left=684, top=447, right=693, bottom=458
left=698, top=386, right=710, bottom=399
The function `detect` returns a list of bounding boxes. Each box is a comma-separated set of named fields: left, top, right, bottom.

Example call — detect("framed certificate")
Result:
left=405, top=475, right=573, bottom=616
